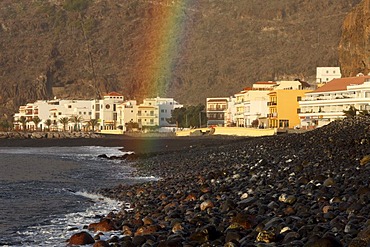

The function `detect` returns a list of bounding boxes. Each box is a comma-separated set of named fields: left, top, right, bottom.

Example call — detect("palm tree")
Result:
left=32, top=116, right=42, bottom=131
left=18, top=116, right=28, bottom=131
left=88, top=118, right=99, bottom=132
left=70, top=115, right=83, bottom=131
left=44, top=119, right=52, bottom=131
left=59, top=117, right=69, bottom=131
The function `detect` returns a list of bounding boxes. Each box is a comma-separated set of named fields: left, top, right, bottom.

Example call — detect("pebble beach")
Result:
left=66, top=116, right=370, bottom=246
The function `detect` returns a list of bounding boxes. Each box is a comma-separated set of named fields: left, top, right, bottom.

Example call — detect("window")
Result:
left=161, top=118, right=164, bottom=121
left=106, top=104, right=110, bottom=109
left=95, top=104, right=100, bottom=111
left=58, top=112, right=62, bottom=115
left=150, top=119, right=154, bottom=124
left=297, top=96, right=302, bottom=101
left=113, top=104, right=116, bottom=111
left=161, top=109, right=164, bottom=113
left=68, top=105, right=72, bottom=108
left=79, top=112, right=82, bottom=115
left=297, top=108, right=301, bottom=113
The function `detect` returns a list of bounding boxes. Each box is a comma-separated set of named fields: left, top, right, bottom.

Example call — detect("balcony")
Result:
left=267, top=113, right=278, bottom=118
left=267, top=102, right=277, bottom=106
left=138, top=113, right=158, bottom=117
left=207, top=108, right=227, bottom=111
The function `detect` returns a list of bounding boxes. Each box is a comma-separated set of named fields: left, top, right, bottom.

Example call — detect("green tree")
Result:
left=167, top=107, right=187, bottom=128
left=167, top=104, right=206, bottom=128
left=88, top=118, right=99, bottom=132
left=0, top=119, right=11, bottom=131
left=44, top=119, right=52, bottom=131
left=32, top=116, right=42, bottom=131
left=18, top=116, right=28, bottom=131
left=70, top=115, right=83, bottom=131
left=59, top=117, right=69, bottom=131
left=343, top=106, right=357, bottom=118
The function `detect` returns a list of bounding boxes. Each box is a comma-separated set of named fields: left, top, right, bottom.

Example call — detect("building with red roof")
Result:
left=299, top=74, right=370, bottom=128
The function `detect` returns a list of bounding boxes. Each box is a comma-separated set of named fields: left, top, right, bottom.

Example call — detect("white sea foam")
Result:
left=13, top=191, right=125, bottom=247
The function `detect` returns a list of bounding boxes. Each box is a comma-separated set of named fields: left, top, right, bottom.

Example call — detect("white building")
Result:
left=117, top=100, right=138, bottom=131
left=299, top=75, right=370, bottom=128
left=92, top=92, right=124, bottom=130
left=14, top=93, right=184, bottom=132
left=13, top=99, right=93, bottom=131
left=137, top=97, right=183, bottom=128
left=316, top=67, right=342, bottom=84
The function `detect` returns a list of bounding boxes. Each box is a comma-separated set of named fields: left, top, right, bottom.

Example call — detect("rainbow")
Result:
left=135, top=0, right=195, bottom=98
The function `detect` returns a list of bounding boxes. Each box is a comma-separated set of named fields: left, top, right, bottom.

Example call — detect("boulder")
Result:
left=93, top=240, right=110, bottom=247
left=68, top=231, right=95, bottom=245
left=88, top=219, right=116, bottom=232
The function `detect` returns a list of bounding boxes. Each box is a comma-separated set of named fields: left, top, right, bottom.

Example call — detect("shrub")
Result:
left=64, top=0, right=90, bottom=12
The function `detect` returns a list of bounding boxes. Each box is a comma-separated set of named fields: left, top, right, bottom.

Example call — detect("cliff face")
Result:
left=0, top=0, right=363, bottom=119
left=339, top=0, right=370, bottom=76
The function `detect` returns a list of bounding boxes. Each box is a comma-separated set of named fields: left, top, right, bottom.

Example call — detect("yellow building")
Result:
left=268, top=89, right=311, bottom=128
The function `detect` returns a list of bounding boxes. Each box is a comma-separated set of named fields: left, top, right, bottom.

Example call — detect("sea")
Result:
left=0, top=146, right=155, bottom=246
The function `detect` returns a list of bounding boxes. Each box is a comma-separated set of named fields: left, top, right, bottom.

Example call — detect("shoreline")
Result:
left=0, top=134, right=247, bottom=154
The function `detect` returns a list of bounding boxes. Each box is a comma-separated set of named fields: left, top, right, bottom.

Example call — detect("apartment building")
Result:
left=233, top=82, right=275, bottom=128
left=267, top=80, right=312, bottom=129
left=117, top=100, right=138, bottom=130
left=137, top=97, right=183, bottom=128
left=92, top=92, right=125, bottom=130
left=299, top=74, right=370, bottom=128
left=13, top=99, right=93, bottom=131
left=316, top=67, right=342, bottom=84
left=206, top=97, right=234, bottom=126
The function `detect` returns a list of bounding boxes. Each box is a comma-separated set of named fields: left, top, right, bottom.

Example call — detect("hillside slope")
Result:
left=0, top=0, right=363, bottom=119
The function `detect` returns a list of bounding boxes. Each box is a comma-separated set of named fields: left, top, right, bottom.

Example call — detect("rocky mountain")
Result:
left=0, top=0, right=367, bottom=119
left=339, top=0, right=370, bottom=76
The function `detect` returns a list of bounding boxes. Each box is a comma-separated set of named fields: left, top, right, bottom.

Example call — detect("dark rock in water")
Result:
left=98, top=154, right=109, bottom=159
left=68, top=231, right=95, bottom=245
